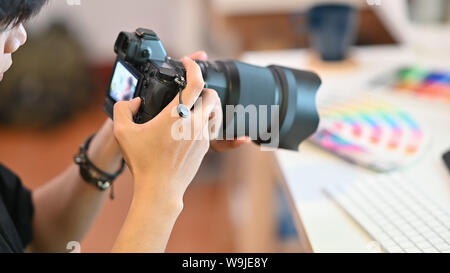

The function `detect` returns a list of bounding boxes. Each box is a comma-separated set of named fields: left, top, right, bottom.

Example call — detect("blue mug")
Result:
left=292, top=4, right=359, bottom=61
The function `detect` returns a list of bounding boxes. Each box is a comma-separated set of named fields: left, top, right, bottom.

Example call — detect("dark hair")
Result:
left=0, top=0, right=47, bottom=29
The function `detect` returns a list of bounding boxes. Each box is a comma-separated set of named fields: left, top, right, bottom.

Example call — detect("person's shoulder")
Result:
left=0, top=163, right=33, bottom=251
left=0, top=163, right=23, bottom=194
left=0, top=164, right=19, bottom=182
left=0, top=163, right=13, bottom=173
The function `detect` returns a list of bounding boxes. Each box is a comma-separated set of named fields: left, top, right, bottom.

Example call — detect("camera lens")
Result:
left=201, top=60, right=321, bottom=150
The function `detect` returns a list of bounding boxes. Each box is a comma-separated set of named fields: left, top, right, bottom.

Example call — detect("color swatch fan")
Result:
left=372, top=66, right=450, bottom=104
left=310, top=96, right=426, bottom=172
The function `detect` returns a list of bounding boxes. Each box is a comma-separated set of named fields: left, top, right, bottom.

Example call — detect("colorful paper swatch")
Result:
left=310, top=96, right=426, bottom=172
left=378, top=66, right=450, bottom=103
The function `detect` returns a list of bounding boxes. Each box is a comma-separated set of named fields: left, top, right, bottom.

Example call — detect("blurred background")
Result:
left=0, top=0, right=449, bottom=252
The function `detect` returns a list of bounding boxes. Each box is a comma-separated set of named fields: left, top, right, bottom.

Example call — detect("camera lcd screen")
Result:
left=109, top=61, right=139, bottom=102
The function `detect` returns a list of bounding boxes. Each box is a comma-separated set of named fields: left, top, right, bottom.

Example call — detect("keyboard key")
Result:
left=405, top=246, right=422, bottom=253
left=440, top=231, right=450, bottom=240
left=422, top=247, right=440, bottom=253
left=385, top=245, right=403, bottom=253
left=435, top=242, right=450, bottom=251
left=428, top=236, right=445, bottom=245
left=416, top=240, right=433, bottom=250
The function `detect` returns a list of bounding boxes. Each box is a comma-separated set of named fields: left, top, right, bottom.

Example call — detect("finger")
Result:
left=113, top=97, right=141, bottom=125
left=236, top=136, right=251, bottom=142
left=194, top=88, right=220, bottom=123
left=208, top=97, right=222, bottom=140
left=191, top=88, right=220, bottom=137
left=210, top=140, right=245, bottom=152
left=210, top=137, right=251, bottom=152
left=180, top=57, right=205, bottom=109
left=189, top=50, right=208, bottom=61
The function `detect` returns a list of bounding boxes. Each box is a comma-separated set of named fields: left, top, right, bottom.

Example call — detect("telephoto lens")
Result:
left=190, top=59, right=321, bottom=150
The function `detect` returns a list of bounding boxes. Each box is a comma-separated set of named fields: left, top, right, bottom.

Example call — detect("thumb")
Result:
left=113, top=97, right=141, bottom=124
left=189, top=50, right=208, bottom=61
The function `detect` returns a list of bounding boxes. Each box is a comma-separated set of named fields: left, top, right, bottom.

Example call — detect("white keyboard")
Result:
left=324, top=173, right=450, bottom=253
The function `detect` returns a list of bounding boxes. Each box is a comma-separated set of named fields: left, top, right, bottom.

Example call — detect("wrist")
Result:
left=132, top=173, right=184, bottom=216
left=87, top=119, right=123, bottom=173
left=132, top=191, right=183, bottom=220
left=75, top=132, right=126, bottom=195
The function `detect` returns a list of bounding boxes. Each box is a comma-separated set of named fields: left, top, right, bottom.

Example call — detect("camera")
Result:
left=104, top=28, right=321, bottom=150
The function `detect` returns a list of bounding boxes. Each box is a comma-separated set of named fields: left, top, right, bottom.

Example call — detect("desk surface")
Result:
left=241, top=46, right=450, bottom=252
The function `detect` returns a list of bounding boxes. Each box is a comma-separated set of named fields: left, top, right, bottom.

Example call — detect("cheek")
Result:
left=0, top=52, right=12, bottom=72
left=0, top=33, right=11, bottom=70
left=0, top=34, right=5, bottom=54
left=0, top=36, right=6, bottom=63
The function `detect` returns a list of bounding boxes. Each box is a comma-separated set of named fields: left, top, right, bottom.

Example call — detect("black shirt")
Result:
left=0, top=164, right=34, bottom=253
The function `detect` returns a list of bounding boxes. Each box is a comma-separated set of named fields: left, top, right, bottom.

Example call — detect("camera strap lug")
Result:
left=174, top=76, right=189, bottom=118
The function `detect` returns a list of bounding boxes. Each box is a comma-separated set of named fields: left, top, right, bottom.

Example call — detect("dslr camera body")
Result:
left=104, top=28, right=321, bottom=150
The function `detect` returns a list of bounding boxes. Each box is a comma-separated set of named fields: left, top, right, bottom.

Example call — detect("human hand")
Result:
left=188, top=51, right=251, bottom=152
left=113, top=56, right=221, bottom=204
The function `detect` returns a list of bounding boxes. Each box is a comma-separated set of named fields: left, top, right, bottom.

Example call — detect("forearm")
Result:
left=30, top=119, right=122, bottom=252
